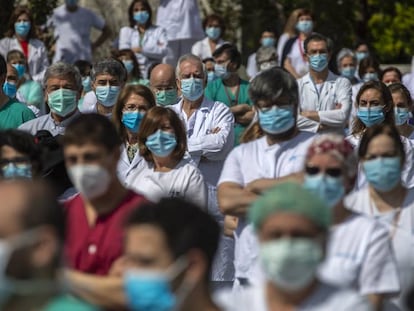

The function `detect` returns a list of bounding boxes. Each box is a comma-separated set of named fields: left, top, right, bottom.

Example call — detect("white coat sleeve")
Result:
left=401, top=137, right=414, bottom=188
left=296, top=78, right=319, bottom=133
left=318, top=77, right=352, bottom=127
left=217, top=146, right=244, bottom=186
left=0, top=38, right=8, bottom=58
left=31, top=43, right=49, bottom=83
left=118, top=27, right=133, bottom=50
left=191, top=40, right=202, bottom=59
left=141, top=27, right=168, bottom=59
left=187, top=103, right=235, bottom=161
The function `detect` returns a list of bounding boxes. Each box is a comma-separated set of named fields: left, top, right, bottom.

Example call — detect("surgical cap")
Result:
left=249, top=182, right=331, bottom=231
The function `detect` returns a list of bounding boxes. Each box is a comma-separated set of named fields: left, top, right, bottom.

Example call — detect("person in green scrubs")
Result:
left=205, top=43, right=254, bottom=145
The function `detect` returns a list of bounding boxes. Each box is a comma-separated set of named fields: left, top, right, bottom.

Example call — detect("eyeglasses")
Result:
left=305, top=165, right=342, bottom=178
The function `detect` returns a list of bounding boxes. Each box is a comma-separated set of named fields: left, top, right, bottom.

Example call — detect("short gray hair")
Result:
left=43, top=62, right=82, bottom=91
left=90, top=58, right=127, bottom=83
left=175, top=54, right=206, bottom=79
left=256, top=46, right=278, bottom=69
left=336, top=48, right=356, bottom=69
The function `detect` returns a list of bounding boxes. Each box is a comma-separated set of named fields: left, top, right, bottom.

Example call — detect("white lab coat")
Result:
left=117, top=144, right=144, bottom=184
left=297, top=71, right=352, bottom=133
left=156, top=0, right=204, bottom=41
left=118, top=25, right=168, bottom=78
left=191, top=37, right=226, bottom=60
left=345, top=186, right=414, bottom=311
left=246, top=52, right=257, bottom=79
left=0, top=37, right=49, bottom=83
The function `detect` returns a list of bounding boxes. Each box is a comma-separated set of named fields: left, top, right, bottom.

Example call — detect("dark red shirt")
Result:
left=64, top=190, right=146, bottom=275
left=19, top=40, right=29, bottom=59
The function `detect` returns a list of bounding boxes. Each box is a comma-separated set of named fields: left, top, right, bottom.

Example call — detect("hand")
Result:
left=132, top=47, right=142, bottom=53
left=231, top=103, right=251, bottom=115
left=224, top=216, right=238, bottom=237
left=108, top=256, right=128, bottom=277
left=335, top=103, right=342, bottom=109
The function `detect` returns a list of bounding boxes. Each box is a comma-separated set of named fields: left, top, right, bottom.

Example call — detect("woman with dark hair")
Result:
left=346, top=123, right=414, bottom=311
left=191, top=14, right=226, bottom=60
left=114, top=48, right=148, bottom=86
left=125, top=106, right=206, bottom=208
left=118, top=0, right=168, bottom=79
left=113, top=84, right=156, bottom=181
left=389, top=83, right=414, bottom=139
left=0, top=6, right=49, bottom=83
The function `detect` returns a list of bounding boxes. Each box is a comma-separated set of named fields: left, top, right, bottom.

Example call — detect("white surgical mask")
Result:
left=68, top=164, right=111, bottom=200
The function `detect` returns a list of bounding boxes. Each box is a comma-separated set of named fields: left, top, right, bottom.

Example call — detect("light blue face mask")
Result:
left=309, top=54, right=328, bottom=72
left=207, top=71, right=216, bottom=83
left=357, top=106, right=385, bottom=127
left=2, top=81, right=17, bottom=98
left=12, top=64, right=25, bottom=79
left=303, top=174, right=345, bottom=208
left=205, top=27, right=221, bottom=40
left=81, top=76, right=92, bottom=93
left=394, top=107, right=411, bottom=126
left=296, top=20, right=313, bottom=34
left=214, top=63, right=230, bottom=80
left=258, top=105, right=295, bottom=135
left=1, top=162, right=32, bottom=179
left=123, top=60, right=134, bottom=74
left=356, top=51, right=368, bottom=62
left=95, top=85, right=120, bottom=107
left=122, top=111, right=145, bottom=133
left=134, top=11, right=150, bottom=24
left=180, top=78, right=204, bottom=101
left=261, top=37, right=276, bottom=48
left=341, top=67, right=356, bottom=79
left=363, top=156, right=401, bottom=192
left=145, top=129, right=177, bottom=157
left=14, top=22, right=31, bottom=37
left=363, top=72, right=378, bottom=82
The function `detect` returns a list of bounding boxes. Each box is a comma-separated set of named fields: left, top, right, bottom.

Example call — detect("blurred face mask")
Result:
left=309, top=54, right=328, bottom=72
left=356, top=51, right=368, bottom=62
left=258, top=106, right=295, bottom=135
left=82, top=76, right=92, bottom=93
left=145, top=129, right=177, bottom=158
left=156, top=89, right=178, bottom=106
left=95, top=86, right=120, bottom=107
left=1, top=162, right=32, bottom=179
left=260, top=238, right=322, bottom=291
left=357, top=106, right=385, bottom=127
left=261, top=37, right=275, bottom=48
left=214, top=63, right=230, bottom=80
left=205, top=27, right=221, bottom=40
left=65, top=0, right=78, bottom=6
left=296, top=20, right=313, bottom=34
left=12, top=64, right=25, bottom=79
left=2, top=81, right=17, bottom=98
left=134, top=11, right=150, bottom=24
left=362, top=156, right=401, bottom=192
left=394, top=107, right=411, bottom=126
left=207, top=71, right=216, bottom=83
left=340, top=67, right=356, bottom=79
left=48, top=88, right=78, bottom=117
left=180, top=78, right=204, bottom=102
left=68, top=164, right=111, bottom=200
left=363, top=72, right=378, bottom=82
left=122, top=60, right=134, bottom=74
left=14, top=22, right=31, bottom=37
left=303, top=174, right=344, bottom=208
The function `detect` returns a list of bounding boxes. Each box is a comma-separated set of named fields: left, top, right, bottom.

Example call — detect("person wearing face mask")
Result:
left=191, top=14, right=227, bottom=60
left=354, top=41, right=371, bottom=78
left=119, top=0, right=168, bottom=79
left=115, top=49, right=149, bottom=87
left=18, top=62, right=81, bottom=136
left=62, top=113, right=148, bottom=309
left=297, top=33, right=352, bottom=134
left=149, top=63, right=179, bottom=106
left=81, top=58, right=127, bottom=117
left=381, top=66, right=402, bottom=86
left=113, top=84, right=156, bottom=181
left=218, top=67, right=315, bottom=292
left=219, top=182, right=372, bottom=311
left=337, top=48, right=360, bottom=85
left=74, top=59, right=92, bottom=110
left=246, top=28, right=277, bottom=79
left=346, top=123, right=414, bottom=311
left=203, top=57, right=217, bottom=83
left=48, top=0, right=110, bottom=64
left=0, top=6, right=49, bottom=83
left=0, top=180, right=101, bottom=310
left=125, top=106, right=206, bottom=207
left=389, top=83, right=414, bottom=139
left=119, top=197, right=222, bottom=311
left=281, top=8, right=314, bottom=79
left=205, top=44, right=254, bottom=145
left=255, top=46, right=278, bottom=75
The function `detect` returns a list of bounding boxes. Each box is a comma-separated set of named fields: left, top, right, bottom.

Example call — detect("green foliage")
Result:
left=27, top=0, right=58, bottom=26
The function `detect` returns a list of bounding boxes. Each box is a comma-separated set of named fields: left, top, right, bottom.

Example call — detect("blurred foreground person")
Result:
left=121, top=197, right=223, bottom=311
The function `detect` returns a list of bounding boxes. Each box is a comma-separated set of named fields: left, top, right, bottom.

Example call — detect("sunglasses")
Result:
left=305, top=166, right=342, bottom=178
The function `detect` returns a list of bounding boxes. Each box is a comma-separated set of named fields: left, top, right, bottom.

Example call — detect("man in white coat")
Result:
left=297, top=33, right=352, bottom=134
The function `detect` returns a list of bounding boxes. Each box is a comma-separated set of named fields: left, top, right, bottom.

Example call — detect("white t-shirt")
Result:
left=345, top=187, right=414, bottom=311
left=216, top=281, right=373, bottom=311
left=125, top=158, right=207, bottom=209
left=50, top=5, right=105, bottom=63
left=218, top=131, right=315, bottom=282
left=286, top=37, right=309, bottom=77
left=319, top=214, right=400, bottom=296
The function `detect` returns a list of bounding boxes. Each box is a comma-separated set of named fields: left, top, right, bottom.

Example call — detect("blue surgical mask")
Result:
left=363, top=72, right=378, bottom=82
left=205, top=27, right=221, bottom=40
left=303, top=174, right=344, bottom=208
left=123, top=60, right=134, bottom=74
left=363, top=157, right=401, bottom=192
left=309, top=54, right=328, bottom=72
left=261, top=37, right=275, bottom=48
left=207, top=71, right=216, bottom=82
left=156, top=89, right=178, bottom=106
left=341, top=67, right=356, bottom=79
left=65, top=0, right=78, bottom=6
left=145, top=129, right=177, bottom=158
left=1, top=163, right=32, bottom=179
left=214, top=63, right=230, bottom=79
left=122, top=111, right=144, bottom=133
left=134, top=11, right=150, bottom=24
left=394, top=107, right=411, bottom=126
left=82, top=76, right=92, bottom=93
left=296, top=20, right=313, bottom=34
left=258, top=106, right=295, bottom=135
left=95, top=86, right=120, bottom=107
left=48, top=88, right=78, bottom=117
left=12, top=64, right=25, bottom=79
left=357, top=106, right=385, bottom=127
left=356, top=51, right=368, bottom=62
left=180, top=78, right=204, bottom=101
left=2, top=81, right=17, bottom=98
left=14, top=22, right=31, bottom=37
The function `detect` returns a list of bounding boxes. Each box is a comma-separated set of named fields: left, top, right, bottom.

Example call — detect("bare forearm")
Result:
left=283, top=59, right=300, bottom=79
left=301, top=110, right=320, bottom=122
left=93, top=25, right=111, bottom=48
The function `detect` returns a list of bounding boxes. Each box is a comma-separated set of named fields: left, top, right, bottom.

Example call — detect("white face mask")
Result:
left=68, top=164, right=111, bottom=200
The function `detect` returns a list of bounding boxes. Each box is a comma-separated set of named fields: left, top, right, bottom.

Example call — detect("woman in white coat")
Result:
left=118, top=0, right=168, bottom=79
left=125, top=106, right=207, bottom=208
left=0, top=6, right=49, bottom=83
left=113, top=84, right=156, bottom=182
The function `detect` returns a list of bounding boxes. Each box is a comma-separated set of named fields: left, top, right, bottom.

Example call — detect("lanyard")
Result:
left=223, top=80, right=240, bottom=107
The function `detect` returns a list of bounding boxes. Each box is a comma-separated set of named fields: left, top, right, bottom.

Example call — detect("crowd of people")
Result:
left=1, top=0, right=414, bottom=310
